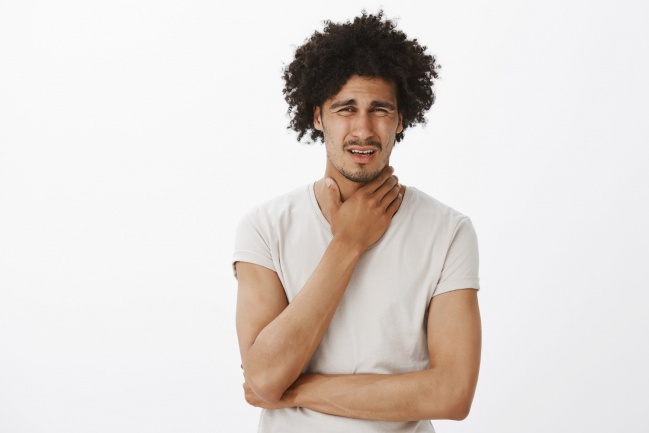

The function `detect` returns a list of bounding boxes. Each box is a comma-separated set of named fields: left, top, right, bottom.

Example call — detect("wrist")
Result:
left=329, top=236, right=365, bottom=258
left=284, top=374, right=321, bottom=408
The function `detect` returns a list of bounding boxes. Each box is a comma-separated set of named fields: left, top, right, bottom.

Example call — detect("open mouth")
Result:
left=349, top=149, right=375, bottom=155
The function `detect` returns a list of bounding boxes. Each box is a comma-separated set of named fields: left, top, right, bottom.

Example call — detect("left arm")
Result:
left=244, top=288, right=481, bottom=422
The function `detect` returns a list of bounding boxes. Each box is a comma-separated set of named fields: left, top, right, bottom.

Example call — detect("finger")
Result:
left=372, top=174, right=398, bottom=202
left=385, top=187, right=405, bottom=215
left=361, top=166, right=394, bottom=194
left=325, top=177, right=343, bottom=207
left=380, top=181, right=401, bottom=207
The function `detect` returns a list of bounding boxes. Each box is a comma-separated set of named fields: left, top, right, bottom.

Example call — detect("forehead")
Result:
left=325, top=75, right=398, bottom=106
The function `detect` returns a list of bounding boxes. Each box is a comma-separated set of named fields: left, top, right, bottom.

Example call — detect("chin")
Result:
left=341, top=168, right=382, bottom=183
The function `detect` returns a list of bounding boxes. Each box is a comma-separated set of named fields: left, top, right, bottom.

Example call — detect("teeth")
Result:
left=350, top=150, right=374, bottom=154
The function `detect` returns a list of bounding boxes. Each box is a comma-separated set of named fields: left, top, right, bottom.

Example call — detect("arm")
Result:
left=236, top=241, right=361, bottom=404
left=236, top=167, right=403, bottom=403
left=244, top=288, right=482, bottom=421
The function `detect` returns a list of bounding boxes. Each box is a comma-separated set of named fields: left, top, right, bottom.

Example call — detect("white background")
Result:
left=1, top=0, right=648, bottom=432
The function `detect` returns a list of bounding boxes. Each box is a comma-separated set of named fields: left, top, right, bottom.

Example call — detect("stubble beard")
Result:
left=330, top=139, right=385, bottom=183
left=322, top=121, right=392, bottom=184
left=336, top=164, right=383, bottom=183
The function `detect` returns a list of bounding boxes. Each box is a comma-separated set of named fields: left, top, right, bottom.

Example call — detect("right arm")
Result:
left=236, top=239, right=361, bottom=403
left=235, top=167, right=402, bottom=403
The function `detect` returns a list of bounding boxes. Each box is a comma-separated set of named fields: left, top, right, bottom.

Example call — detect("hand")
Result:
left=242, top=366, right=294, bottom=410
left=326, top=166, right=403, bottom=252
left=243, top=381, right=289, bottom=409
left=243, top=374, right=320, bottom=410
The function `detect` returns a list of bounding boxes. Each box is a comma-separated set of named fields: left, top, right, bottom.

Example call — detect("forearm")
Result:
left=243, top=238, right=362, bottom=402
left=275, top=288, right=482, bottom=423
left=281, top=370, right=474, bottom=422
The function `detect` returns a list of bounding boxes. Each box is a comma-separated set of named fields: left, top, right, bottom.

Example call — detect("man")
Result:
left=233, top=11, right=481, bottom=433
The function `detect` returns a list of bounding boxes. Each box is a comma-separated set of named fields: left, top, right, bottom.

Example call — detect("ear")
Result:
left=396, top=113, right=404, bottom=134
left=313, top=105, right=323, bottom=131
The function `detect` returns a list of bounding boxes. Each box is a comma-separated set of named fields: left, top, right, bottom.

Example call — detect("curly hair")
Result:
left=282, top=10, right=439, bottom=143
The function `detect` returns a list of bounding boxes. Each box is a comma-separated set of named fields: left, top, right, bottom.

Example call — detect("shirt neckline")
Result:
left=307, top=181, right=413, bottom=237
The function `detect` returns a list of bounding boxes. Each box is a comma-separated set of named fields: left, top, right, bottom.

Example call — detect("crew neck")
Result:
left=307, top=181, right=413, bottom=237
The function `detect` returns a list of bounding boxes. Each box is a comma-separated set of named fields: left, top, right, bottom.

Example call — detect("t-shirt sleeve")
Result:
left=433, top=216, right=480, bottom=296
left=232, top=211, right=276, bottom=279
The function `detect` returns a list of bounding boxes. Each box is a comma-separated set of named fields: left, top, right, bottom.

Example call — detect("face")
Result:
left=314, top=75, right=403, bottom=183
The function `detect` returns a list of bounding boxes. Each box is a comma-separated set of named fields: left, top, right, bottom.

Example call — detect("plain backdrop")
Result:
left=1, top=0, right=648, bottom=432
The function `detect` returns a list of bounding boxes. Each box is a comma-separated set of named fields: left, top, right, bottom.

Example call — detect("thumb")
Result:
left=325, top=177, right=342, bottom=208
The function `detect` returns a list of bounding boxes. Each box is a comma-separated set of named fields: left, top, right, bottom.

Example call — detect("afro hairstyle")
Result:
left=282, top=10, right=440, bottom=143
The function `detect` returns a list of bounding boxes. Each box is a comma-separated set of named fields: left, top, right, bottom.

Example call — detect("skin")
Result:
left=313, top=75, right=404, bottom=209
left=235, top=75, right=481, bottom=422
left=316, top=76, right=402, bottom=184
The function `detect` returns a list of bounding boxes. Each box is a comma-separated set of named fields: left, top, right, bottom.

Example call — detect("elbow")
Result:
left=419, top=394, right=473, bottom=421
left=419, top=386, right=474, bottom=421
left=446, top=390, right=474, bottom=421
left=242, top=352, right=302, bottom=405
left=434, top=369, right=478, bottom=421
left=252, top=386, right=284, bottom=405
left=447, top=400, right=472, bottom=421
left=245, top=372, right=288, bottom=405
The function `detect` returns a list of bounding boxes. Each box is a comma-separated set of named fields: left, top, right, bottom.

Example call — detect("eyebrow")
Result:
left=329, top=99, right=397, bottom=111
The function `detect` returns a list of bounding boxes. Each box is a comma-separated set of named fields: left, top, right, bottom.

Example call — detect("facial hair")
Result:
left=321, top=117, right=393, bottom=184
left=335, top=139, right=384, bottom=183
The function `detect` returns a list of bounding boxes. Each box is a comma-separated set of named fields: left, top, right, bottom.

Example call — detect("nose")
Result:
left=351, top=112, right=375, bottom=141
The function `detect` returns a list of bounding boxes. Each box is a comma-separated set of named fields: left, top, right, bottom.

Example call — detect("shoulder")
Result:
left=236, top=183, right=317, bottom=237
left=240, top=184, right=312, bottom=222
left=405, top=186, right=471, bottom=231
left=233, top=184, right=314, bottom=274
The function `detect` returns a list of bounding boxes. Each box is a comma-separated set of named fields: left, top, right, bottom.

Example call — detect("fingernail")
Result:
left=325, top=178, right=332, bottom=187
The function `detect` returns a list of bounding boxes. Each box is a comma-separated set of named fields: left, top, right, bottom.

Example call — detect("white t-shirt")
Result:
left=233, top=183, right=480, bottom=433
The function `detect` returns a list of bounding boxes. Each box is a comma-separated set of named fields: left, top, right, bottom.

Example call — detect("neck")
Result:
left=323, top=167, right=365, bottom=202
left=314, top=162, right=390, bottom=224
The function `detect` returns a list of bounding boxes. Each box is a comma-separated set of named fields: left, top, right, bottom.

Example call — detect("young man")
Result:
left=233, top=11, right=481, bottom=433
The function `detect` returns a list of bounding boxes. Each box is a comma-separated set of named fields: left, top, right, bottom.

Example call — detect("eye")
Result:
left=335, top=107, right=356, bottom=115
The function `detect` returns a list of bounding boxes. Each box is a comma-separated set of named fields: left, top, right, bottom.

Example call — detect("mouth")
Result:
left=349, top=149, right=376, bottom=156
left=347, top=147, right=378, bottom=164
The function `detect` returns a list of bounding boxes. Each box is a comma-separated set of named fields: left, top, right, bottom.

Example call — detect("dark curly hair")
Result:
left=283, top=10, right=439, bottom=143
